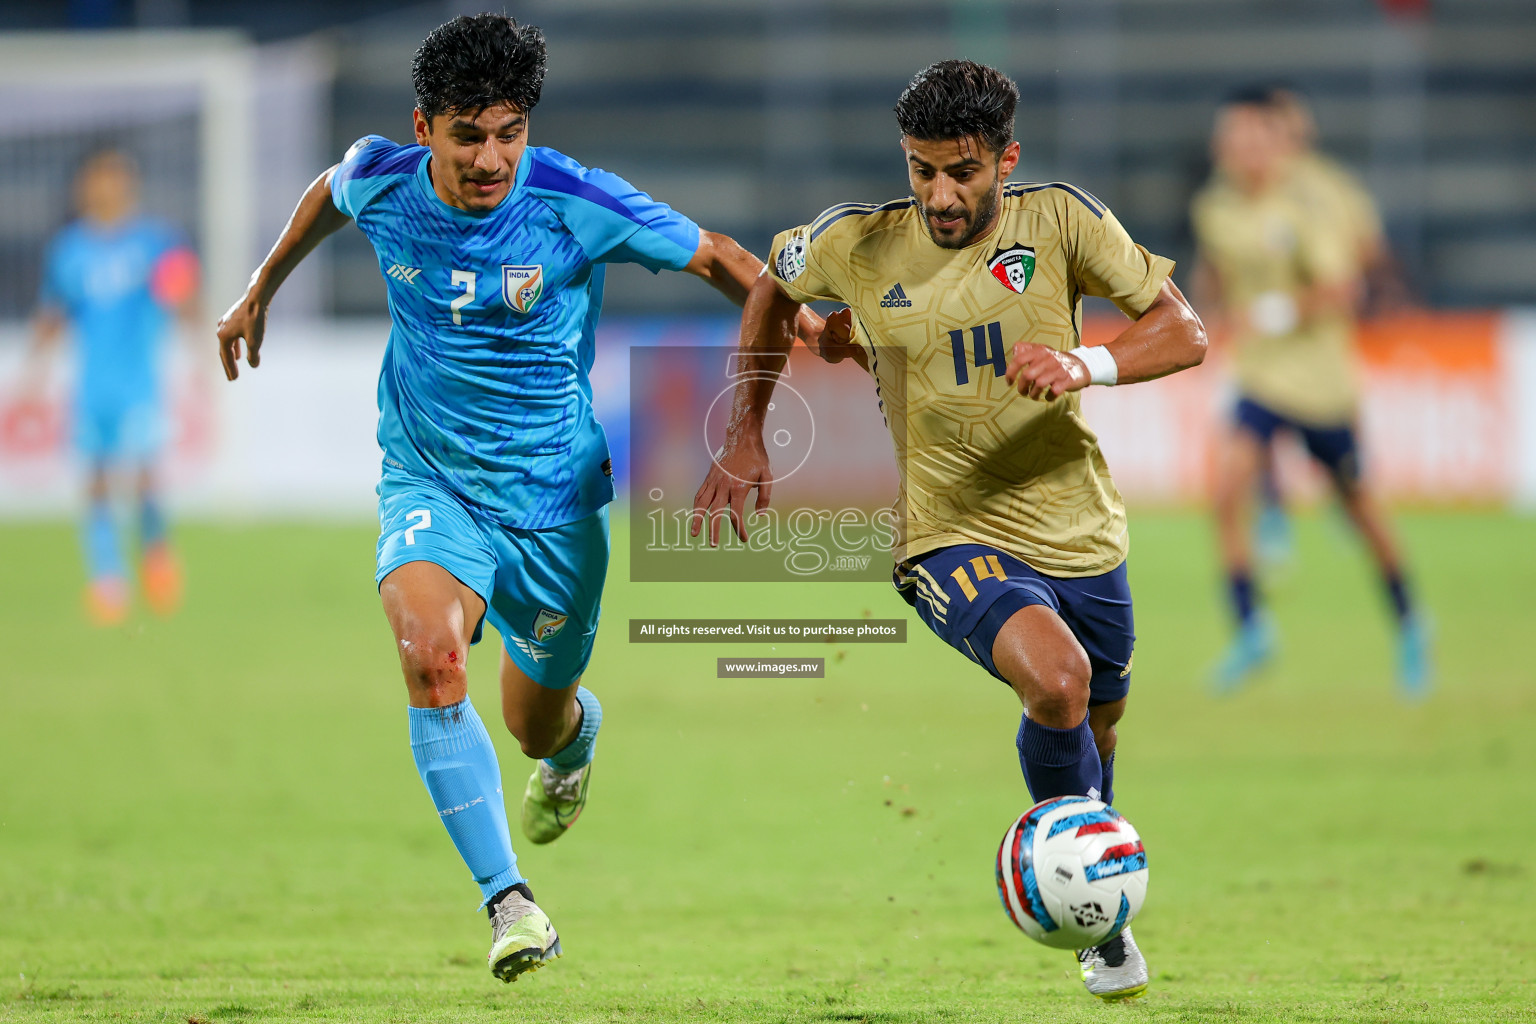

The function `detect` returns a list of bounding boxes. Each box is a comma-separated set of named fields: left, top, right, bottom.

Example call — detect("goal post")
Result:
left=0, top=29, right=257, bottom=322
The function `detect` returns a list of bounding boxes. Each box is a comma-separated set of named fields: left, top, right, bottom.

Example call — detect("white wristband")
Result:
left=1069, top=345, right=1118, bottom=386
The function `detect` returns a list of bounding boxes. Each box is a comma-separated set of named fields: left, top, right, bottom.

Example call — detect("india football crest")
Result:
left=532, top=608, right=568, bottom=642
left=988, top=245, right=1036, bottom=294
left=502, top=264, right=544, bottom=313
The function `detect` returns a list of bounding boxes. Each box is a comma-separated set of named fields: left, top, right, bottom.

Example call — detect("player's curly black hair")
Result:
left=411, top=14, right=547, bottom=121
left=895, top=60, right=1018, bottom=155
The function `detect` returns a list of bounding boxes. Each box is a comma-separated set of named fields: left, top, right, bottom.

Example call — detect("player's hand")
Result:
left=1005, top=342, right=1089, bottom=402
left=690, top=436, right=772, bottom=546
left=216, top=291, right=268, bottom=381
left=804, top=308, right=868, bottom=372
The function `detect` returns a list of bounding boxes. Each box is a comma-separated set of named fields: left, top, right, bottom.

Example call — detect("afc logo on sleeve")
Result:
left=775, top=230, right=808, bottom=283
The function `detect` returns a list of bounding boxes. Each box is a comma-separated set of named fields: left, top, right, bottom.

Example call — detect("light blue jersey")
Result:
left=332, top=135, right=700, bottom=530
left=40, top=217, right=180, bottom=423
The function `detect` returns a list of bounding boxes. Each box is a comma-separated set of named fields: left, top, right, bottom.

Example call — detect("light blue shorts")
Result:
left=375, top=465, right=610, bottom=689
left=75, top=397, right=165, bottom=462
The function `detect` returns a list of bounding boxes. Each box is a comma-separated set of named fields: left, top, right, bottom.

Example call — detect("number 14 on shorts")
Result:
left=951, top=554, right=1006, bottom=601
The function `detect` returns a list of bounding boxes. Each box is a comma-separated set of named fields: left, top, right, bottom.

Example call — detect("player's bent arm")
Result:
left=689, top=272, right=800, bottom=546
left=1188, top=260, right=1230, bottom=338
left=216, top=166, right=352, bottom=381
left=1096, top=277, right=1208, bottom=385
left=1298, top=276, right=1362, bottom=325
left=1005, top=279, right=1207, bottom=401
left=682, top=230, right=833, bottom=361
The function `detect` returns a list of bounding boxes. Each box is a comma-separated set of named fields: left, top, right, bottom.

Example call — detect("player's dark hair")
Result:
left=412, top=14, right=547, bottom=121
left=895, top=60, right=1018, bottom=155
left=1221, top=84, right=1276, bottom=109
left=1262, top=80, right=1305, bottom=104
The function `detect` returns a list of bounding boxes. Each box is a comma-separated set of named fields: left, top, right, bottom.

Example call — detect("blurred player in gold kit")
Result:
left=1249, top=86, right=1411, bottom=566
left=694, top=61, right=1207, bottom=1001
left=1192, top=88, right=1430, bottom=698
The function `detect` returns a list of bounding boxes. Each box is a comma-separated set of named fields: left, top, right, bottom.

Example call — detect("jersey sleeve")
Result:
left=525, top=152, right=700, bottom=273
left=1337, top=174, right=1384, bottom=258
left=1065, top=194, right=1175, bottom=319
left=330, top=135, right=419, bottom=219
left=767, top=210, right=855, bottom=304
left=1297, top=210, right=1358, bottom=288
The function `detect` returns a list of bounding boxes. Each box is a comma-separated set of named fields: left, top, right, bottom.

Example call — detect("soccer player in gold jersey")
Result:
left=1249, top=86, right=1412, bottom=565
left=1191, top=89, right=1429, bottom=697
left=692, top=60, right=1206, bottom=1001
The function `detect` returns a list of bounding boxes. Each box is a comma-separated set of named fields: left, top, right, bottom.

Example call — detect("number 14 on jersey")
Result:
left=950, top=321, right=1005, bottom=386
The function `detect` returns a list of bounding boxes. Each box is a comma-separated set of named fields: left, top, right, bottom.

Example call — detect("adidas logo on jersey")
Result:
left=880, top=283, right=913, bottom=308
left=511, top=636, right=554, bottom=662
left=387, top=263, right=423, bottom=286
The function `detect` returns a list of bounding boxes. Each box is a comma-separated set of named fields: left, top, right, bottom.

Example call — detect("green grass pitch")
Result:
left=1, top=509, right=1533, bottom=1023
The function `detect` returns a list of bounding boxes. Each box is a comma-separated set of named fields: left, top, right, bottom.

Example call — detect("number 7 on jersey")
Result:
left=450, top=269, right=475, bottom=325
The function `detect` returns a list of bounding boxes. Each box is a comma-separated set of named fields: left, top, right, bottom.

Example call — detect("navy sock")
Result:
left=1383, top=571, right=1412, bottom=622
left=1016, top=713, right=1103, bottom=803
left=1100, top=749, right=1116, bottom=807
left=1228, top=571, right=1256, bottom=626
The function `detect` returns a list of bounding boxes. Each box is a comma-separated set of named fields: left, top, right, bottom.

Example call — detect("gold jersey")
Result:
left=1288, top=150, right=1384, bottom=266
left=769, top=182, right=1174, bottom=577
left=1192, top=177, right=1358, bottom=425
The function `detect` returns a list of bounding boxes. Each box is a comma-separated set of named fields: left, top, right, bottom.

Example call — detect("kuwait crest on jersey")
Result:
left=988, top=245, right=1036, bottom=294
left=532, top=608, right=568, bottom=642
left=502, top=264, right=544, bottom=313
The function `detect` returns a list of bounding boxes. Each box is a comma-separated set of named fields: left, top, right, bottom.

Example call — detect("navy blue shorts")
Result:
left=893, top=545, right=1136, bottom=706
left=1235, top=396, right=1361, bottom=487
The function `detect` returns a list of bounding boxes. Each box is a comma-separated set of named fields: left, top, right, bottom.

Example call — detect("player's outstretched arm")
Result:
left=690, top=271, right=800, bottom=546
left=1006, top=278, right=1207, bottom=401
left=682, top=230, right=861, bottom=366
left=18, top=308, right=64, bottom=392
left=216, top=167, right=351, bottom=381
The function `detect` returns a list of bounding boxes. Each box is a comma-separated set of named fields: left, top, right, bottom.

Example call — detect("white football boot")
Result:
left=1076, top=926, right=1148, bottom=1000
left=487, top=889, right=561, bottom=982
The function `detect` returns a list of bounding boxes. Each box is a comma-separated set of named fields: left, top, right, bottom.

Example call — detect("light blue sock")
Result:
left=408, top=699, right=524, bottom=908
left=544, top=686, right=602, bottom=774
left=82, top=499, right=125, bottom=580
left=139, top=495, right=167, bottom=548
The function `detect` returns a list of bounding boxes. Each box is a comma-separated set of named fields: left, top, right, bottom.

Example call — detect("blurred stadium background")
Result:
left=2, top=2, right=1534, bottom=1021
left=0, top=0, right=1533, bottom=514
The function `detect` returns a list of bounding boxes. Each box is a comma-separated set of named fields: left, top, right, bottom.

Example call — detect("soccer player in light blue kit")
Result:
left=215, top=14, right=829, bottom=982
left=27, top=150, right=195, bottom=624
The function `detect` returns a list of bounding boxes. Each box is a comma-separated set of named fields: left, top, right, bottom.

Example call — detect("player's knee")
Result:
left=1026, top=651, right=1092, bottom=726
left=395, top=632, right=467, bottom=702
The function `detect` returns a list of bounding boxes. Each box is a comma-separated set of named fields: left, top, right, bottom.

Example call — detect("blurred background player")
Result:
left=1249, top=85, right=1413, bottom=567
left=695, top=60, right=1207, bottom=1002
left=21, top=149, right=195, bottom=624
left=215, top=14, right=828, bottom=984
left=1192, top=90, right=1430, bottom=698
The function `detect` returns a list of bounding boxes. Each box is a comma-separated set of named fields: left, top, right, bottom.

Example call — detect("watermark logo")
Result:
left=628, top=345, right=907, bottom=582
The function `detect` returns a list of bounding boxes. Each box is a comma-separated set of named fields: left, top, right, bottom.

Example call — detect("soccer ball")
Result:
left=995, top=795, right=1148, bottom=950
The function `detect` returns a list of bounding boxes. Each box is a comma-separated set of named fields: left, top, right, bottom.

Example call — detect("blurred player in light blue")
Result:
left=215, top=14, right=829, bottom=983
left=26, top=150, right=196, bottom=624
